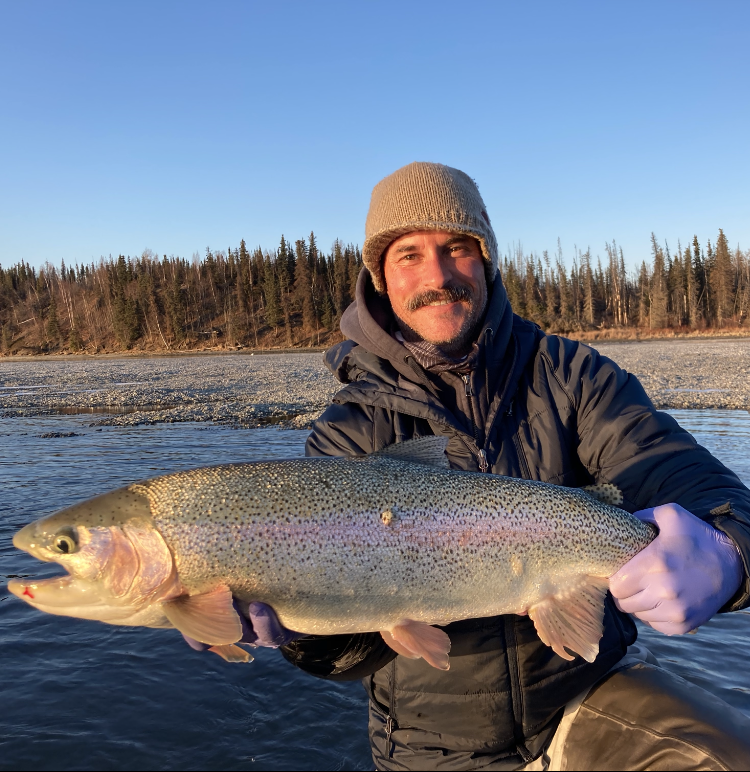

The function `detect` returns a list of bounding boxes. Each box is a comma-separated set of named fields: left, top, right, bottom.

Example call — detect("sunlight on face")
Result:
left=383, top=231, right=487, bottom=354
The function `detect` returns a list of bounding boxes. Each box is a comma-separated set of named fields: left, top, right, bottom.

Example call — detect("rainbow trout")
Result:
left=9, top=437, right=653, bottom=668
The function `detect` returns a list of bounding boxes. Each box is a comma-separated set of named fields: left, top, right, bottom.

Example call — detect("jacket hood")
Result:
left=328, top=267, right=513, bottom=385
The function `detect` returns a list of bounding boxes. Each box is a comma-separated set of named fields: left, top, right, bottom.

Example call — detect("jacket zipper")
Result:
left=385, top=659, right=397, bottom=758
left=504, top=617, right=534, bottom=764
left=512, top=430, right=531, bottom=480
left=461, top=373, right=489, bottom=472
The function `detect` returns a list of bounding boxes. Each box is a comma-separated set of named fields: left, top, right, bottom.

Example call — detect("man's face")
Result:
left=383, top=230, right=487, bottom=353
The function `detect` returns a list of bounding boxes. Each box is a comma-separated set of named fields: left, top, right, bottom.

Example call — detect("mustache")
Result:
left=405, top=284, right=475, bottom=312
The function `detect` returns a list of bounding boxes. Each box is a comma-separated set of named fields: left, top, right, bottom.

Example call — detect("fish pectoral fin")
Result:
left=528, top=576, right=609, bottom=663
left=381, top=620, right=451, bottom=671
left=162, top=585, right=242, bottom=645
left=208, top=644, right=255, bottom=663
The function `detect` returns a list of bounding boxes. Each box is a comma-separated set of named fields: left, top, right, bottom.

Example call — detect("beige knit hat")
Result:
left=363, top=161, right=499, bottom=294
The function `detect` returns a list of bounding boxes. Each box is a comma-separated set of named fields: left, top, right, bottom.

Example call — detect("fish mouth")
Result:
left=8, top=574, right=73, bottom=602
left=7, top=574, right=119, bottom=619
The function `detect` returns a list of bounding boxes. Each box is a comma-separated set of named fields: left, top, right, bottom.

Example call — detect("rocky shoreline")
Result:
left=593, top=339, right=750, bottom=412
left=0, top=353, right=337, bottom=430
left=2, top=339, right=750, bottom=430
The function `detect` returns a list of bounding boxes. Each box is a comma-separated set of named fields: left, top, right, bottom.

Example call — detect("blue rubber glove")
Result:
left=182, top=600, right=304, bottom=651
left=609, top=503, right=743, bottom=635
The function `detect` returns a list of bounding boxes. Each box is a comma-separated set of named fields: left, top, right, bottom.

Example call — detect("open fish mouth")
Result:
left=7, top=573, right=117, bottom=618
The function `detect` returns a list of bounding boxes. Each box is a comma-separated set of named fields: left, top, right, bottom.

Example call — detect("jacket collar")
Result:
left=332, top=267, right=513, bottom=387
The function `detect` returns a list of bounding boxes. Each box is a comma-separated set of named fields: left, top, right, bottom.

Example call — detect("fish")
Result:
left=9, top=436, right=654, bottom=669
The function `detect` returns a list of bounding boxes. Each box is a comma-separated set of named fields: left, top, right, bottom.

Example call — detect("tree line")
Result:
left=502, top=229, right=748, bottom=334
left=0, top=234, right=362, bottom=353
left=0, top=229, right=747, bottom=355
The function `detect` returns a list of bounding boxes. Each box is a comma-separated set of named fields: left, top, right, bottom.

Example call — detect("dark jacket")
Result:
left=281, top=269, right=750, bottom=770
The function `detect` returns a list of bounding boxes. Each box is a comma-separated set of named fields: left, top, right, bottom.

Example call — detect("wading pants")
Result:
left=525, top=644, right=750, bottom=771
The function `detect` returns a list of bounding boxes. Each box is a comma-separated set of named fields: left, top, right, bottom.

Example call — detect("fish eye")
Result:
left=52, top=529, right=78, bottom=555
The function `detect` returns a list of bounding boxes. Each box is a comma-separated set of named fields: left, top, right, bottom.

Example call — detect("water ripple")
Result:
left=1, top=409, right=750, bottom=768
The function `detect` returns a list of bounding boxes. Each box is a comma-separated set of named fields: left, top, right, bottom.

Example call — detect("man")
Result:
left=245, top=163, right=750, bottom=769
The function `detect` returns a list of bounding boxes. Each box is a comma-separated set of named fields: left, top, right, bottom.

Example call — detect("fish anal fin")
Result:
left=162, top=585, right=242, bottom=645
left=208, top=644, right=254, bottom=663
left=528, top=576, right=608, bottom=663
left=581, top=483, right=623, bottom=507
left=369, top=437, right=450, bottom=468
left=382, top=619, right=451, bottom=670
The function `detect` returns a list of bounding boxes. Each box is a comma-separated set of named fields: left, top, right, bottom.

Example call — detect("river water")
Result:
left=2, top=410, right=750, bottom=769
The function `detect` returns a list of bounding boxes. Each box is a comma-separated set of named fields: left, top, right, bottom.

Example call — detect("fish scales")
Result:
left=130, top=456, right=650, bottom=635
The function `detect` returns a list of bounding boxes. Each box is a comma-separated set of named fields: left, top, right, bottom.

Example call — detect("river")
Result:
left=2, top=410, right=750, bottom=769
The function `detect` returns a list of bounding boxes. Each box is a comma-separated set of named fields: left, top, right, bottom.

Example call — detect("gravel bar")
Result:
left=594, top=339, right=750, bottom=411
left=0, top=353, right=338, bottom=429
left=2, top=339, right=750, bottom=429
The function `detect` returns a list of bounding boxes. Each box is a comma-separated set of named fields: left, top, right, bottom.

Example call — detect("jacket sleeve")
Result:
left=279, top=633, right=396, bottom=681
left=277, top=400, right=397, bottom=680
left=305, top=400, right=379, bottom=457
left=545, top=337, right=750, bottom=611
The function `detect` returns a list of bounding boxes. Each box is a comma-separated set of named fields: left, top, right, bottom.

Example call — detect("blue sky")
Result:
left=1, top=0, right=748, bottom=272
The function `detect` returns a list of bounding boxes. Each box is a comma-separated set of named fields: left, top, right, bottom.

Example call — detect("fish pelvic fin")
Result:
left=581, top=483, right=623, bottom=507
left=380, top=620, right=451, bottom=671
left=162, top=585, right=242, bottom=645
left=528, top=575, right=609, bottom=663
left=368, top=437, right=450, bottom=469
left=208, top=644, right=254, bottom=663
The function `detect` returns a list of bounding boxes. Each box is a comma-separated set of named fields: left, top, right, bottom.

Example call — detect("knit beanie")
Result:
left=363, top=162, right=499, bottom=294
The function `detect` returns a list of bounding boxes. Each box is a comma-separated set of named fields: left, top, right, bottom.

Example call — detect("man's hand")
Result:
left=183, top=600, right=303, bottom=651
left=609, top=503, right=743, bottom=635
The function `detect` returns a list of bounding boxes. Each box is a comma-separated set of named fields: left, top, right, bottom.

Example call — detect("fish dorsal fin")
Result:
left=581, top=483, right=623, bottom=507
left=380, top=619, right=451, bottom=670
left=162, top=585, right=242, bottom=645
left=369, top=437, right=450, bottom=468
left=528, top=575, right=609, bottom=663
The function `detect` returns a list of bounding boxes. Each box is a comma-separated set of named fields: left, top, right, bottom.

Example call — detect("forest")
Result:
left=0, top=229, right=747, bottom=355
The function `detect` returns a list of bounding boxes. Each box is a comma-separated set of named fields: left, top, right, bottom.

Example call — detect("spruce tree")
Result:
left=712, top=229, right=734, bottom=327
left=239, top=240, right=251, bottom=284
left=276, top=237, right=293, bottom=345
left=308, top=232, right=322, bottom=325
left=691, top=236, right=705, bottom=325
left=348, top=246, right=361, bottom=299
left=332, top=239, right=349, bottom=319
left=252, top=247, right=264, bottom=286
left=649, top=234, right=668, bottom=329
left=666, top=243, right=685, bottom=327
left=321, top=290, right=334, bottom=330
left=524, top=257, right=542, bottom=324
left=112, top=255, right=141, bottom=348
left=294, top=239, right=315, bottom=333
left=580, top=249, right=595, bottom=326
left=503, top=257, right=524, bottom=316
left=46, top=297, right=61, bottom=343
left=685, top=241, right=699, bottom=328
left=167, top=272, right=186, bottom=344
left=263, top=254, right=280, bottom=332
left=638, top=261, right=649, bottom=326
